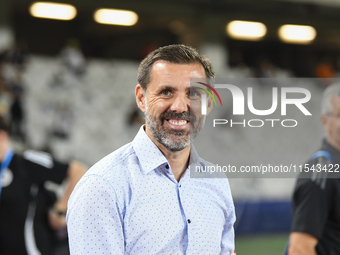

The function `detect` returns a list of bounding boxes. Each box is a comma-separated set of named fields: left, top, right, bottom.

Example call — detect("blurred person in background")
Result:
left=5, top=39, right=29, bottom=71
left=255, top=57, right=277, bottom=79
left=9, top=72, right=26, bottom=142
left=315, top=56, right=336, bottom=87
left=60, top=38, right=86, bottom=78
left=315, top=56, right=335, bottom=80
left=51, top=100, right=74, bottom=140
left=0, top=74, right=12, bottom=123
left=288, top=83, right=340, bottom=255
left=0, top=116, right=87, bottom=255
left=67, top=44, right=236, bottom=255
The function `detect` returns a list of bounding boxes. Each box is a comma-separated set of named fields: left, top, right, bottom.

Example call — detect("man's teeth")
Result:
left=168, top=120, right=187, bottom=126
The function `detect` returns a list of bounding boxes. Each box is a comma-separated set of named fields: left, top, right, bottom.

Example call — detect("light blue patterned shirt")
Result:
left=67, top=126, right=235, bottom=255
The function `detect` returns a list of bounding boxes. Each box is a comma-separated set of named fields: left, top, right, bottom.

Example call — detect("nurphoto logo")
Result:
left=196, top=82, right=312, bottom=128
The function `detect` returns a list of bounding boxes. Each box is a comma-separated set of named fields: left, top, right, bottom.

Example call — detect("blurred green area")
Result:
left=235, top=233, right=289, bottom=255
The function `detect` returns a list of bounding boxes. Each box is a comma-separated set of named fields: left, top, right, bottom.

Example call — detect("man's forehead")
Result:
left=146, top=60, right=206, bottom=88
left=151, top=60, right=171, bottom=71
left=331, top=96, right=340, bottom=110
left=151, top=60, right=204, bottom=72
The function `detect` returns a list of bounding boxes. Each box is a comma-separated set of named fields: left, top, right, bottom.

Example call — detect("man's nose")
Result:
left=170, top=94, right=189, bottom=113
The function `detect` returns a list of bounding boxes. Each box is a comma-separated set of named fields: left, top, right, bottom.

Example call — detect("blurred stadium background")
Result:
left=1, top=0, right=340, bottom=254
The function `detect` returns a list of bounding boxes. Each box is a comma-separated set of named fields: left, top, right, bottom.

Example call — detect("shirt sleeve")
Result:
left=291, top=177, right=333, bottom=239
left=23, top=150, right=69, bottom=184
left=220, top=179, right=236, bottom=254
left=66, top=174, right=125, bottom=255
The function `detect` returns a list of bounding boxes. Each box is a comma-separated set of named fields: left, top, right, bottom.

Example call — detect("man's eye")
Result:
left=190, top=90, right=200, bottom=97
left=162, top=90, right=171, bottom=96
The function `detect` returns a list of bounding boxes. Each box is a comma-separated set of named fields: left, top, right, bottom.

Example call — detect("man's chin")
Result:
left=162, top=142, right=190, bottom=152
left=159, top=134, right=191, bottom=151
left=168, top=147, right=187, bottom=152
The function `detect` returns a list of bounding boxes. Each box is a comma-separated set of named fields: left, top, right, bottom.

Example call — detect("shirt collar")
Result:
left=132, top=125, right=203, bottom=175
left=189, top=144, right=201, bottom=167
left=321, top=138, right=340, bottom=163
left=132, top=125, right=168, bottom=175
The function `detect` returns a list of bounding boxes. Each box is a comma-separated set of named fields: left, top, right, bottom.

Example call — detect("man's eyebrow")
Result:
left=157, top=85, right=177, bottom=91
left=189, top=86, right=201, bottom=90
left=157, top=85, right=200, bottom=92
left=188, top=86, right=206, bottom=92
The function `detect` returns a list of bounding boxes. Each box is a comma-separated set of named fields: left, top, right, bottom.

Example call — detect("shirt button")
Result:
left=187, top=219, right=191, bottom=224
left=179, top=185, right=181, bottom=188
left=165, top=165, right=169, bottom=169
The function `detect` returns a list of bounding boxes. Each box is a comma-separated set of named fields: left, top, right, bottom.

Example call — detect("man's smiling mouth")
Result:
left=167, top=119, right=189, bottom=126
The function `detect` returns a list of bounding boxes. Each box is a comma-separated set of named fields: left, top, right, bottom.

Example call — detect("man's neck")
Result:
left=145, top=127, right=190, bottom=181
left=161, top=146, right=190, bottom=182
left=0, top=140, right=10, bottom=162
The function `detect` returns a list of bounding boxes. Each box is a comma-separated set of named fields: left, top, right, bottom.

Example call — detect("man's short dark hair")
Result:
left=0, top=116, right=10, bottom=134
left=137, top=44, right=215, bottom=91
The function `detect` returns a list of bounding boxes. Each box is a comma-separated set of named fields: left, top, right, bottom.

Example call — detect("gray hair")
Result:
left=321, top=83, right=340, bottom=115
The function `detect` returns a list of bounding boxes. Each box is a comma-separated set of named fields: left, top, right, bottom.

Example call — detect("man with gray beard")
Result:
left=67, top=45, right=235, bottom=255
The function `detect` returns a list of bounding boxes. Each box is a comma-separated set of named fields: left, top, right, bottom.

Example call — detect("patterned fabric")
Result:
left=67, top=126, right=235, bottom=255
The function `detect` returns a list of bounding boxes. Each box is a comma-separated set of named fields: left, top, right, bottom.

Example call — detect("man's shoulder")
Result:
left=71, top=142, right=138, bottom=203
left=296, top=148, right=339, bottom=190
left=85, top=142, right=137, bottom=181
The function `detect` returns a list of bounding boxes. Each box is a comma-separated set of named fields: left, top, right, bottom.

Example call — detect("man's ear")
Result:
left=135, top=84, right=146, bottom=112
left=320, top=114, right=328, bottom=130
left=206, top=97, right=213, bottom=115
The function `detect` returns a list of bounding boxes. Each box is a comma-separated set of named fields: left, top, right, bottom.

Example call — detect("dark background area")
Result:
left=4, top=0, right=340, bottom=76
